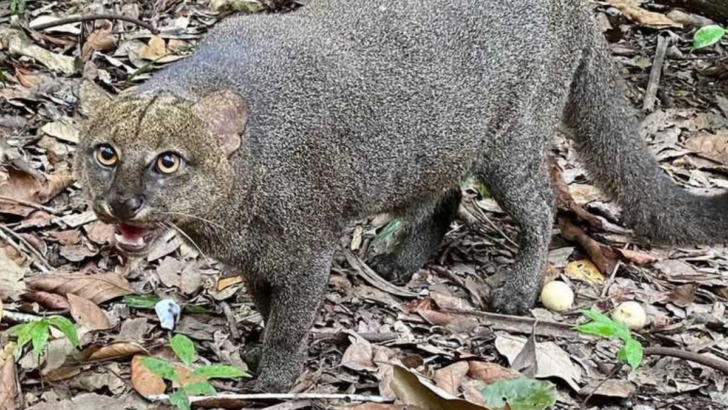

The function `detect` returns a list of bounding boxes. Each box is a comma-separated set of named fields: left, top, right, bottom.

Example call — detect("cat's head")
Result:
left=75, top=83, right=248, bottom=256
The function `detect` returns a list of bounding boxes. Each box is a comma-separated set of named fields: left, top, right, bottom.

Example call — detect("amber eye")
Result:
left=156, top=152, right=181, bottom=174
left=95, top=145, right=118, bottom=167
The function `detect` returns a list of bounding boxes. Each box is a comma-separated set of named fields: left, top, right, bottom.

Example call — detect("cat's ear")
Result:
left=192, top=90, right=248, bottom=157
left=78, top=79, right=112, bottom=118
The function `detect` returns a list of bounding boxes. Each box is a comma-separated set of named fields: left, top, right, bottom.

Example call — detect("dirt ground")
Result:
left=1, top=1, right=728, bottom=409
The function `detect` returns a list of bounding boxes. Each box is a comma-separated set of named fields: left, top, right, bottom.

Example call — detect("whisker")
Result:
left=164, top=221, right=211, bottom=264
left=159, top=211, right=232, bottom=233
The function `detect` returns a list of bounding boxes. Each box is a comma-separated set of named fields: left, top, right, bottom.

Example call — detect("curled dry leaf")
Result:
left=548, top=156, right=604, bottom=230
left=131, top=355, right=167, bottom=398
left=83, top=221, right=115, bottom=245
left=0, top=355, right=18, bottom=410
left=564, top=259, right=605, bottom=285
left=390, top=364, right=489, bottom=410
left=21, top=290, right=71, bottom=310
left=558, top=217, right=619, bottom=274
left=0, top=28, right=76, bottom=75
left=668, top=283, right=699, bottom=308
left=82, top=29, right=117, bottom=61
left=0, top=168, right=73, bottom=217
left=467, top=361, right=521, bottom=385
left=341, top=338, right=376, bottom=372
left=433, top=361, right=470, bottom=396
left=139, top=36, right=167, bottom=60
left=67, top=294, right=112, bottom=331
left=27, top=272, right=133, bottom=304
left=0, top=251, right=26, bottom=301
left=83, top=342, right=149, bottom=362
left=684, top=133, right=728, bottom=165
left=617, top=248, right=659, bottom=265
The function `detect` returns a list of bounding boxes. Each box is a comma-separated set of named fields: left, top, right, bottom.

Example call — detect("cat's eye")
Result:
left=95, top=145, right=118, bottom=167
left=156, top=152, right=181, bottom=174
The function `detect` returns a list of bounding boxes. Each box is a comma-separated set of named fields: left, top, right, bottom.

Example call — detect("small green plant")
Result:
left=141, top=334, right=249, bottom=410
left=9, top=0, right=25, bottom=15
left=575, top=309, right=643, bottom=370
left=693, top=25, right=727, bottom=50
left=7, top=316, right=80, bottom=360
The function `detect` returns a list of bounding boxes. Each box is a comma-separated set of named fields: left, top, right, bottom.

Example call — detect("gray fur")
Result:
left=77, top=0, right=728, bottom=392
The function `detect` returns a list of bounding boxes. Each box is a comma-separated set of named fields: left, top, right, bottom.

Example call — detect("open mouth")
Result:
left=113, top=223, right=163, bottom=255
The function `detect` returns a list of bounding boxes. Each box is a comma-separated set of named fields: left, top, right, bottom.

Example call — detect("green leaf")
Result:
left=29, top=320, right=50, bottom=358
left=372, top=218, right=403, bottom=247
left=169, top=389, right=190, bottom=410
left=182, top=382, right=217, bottom=396
left=140, top=357, right=179, bottom=381
left=481, top=378, right=557, bottom=410
left=693, top=25, right=727, bottom=50
left=192, top=364, right=249, bottom=379
left=10, top=323, right=32, bottom=350
left=124, top=295, right=160, bottom=309
left=47, top=316, right=80, bottom=348
left=617, top=338, right=643, bottom=370
left=170, top=334, right=196, bottom=366
left=576, top=309, right=631, bottom=341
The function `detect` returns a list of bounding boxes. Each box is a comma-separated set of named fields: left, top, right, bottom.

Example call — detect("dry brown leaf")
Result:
left=668, top=283, right=698, bottom=307
left=131, top=355, right=166, bottom=398
left=0, top=251, right=26, bottom=301
left=558, top=217, right=618, bottom=274
left=83, top=342, right=149, bottom=362
left=217, top=274, right=244, bottom=291
left=564, top=259, right=605, bottom=285
left=467, top=361, right=521, bottom=385
left=83, top=221, right=115, bottom=245
left=685, top=133, right=728, bottom=165
left=21, top=290, right=70, bottom=310
left=19, top=211, right=52, bottom=229
left=390, top=365, right=489, bottom=410
left=0, top=168, right=73, bottom=217
left=0, top=355, right=18, bottom=410
left=433, top=361, right=469, bottom=396
left=607, top=0, right=682, bottom=28
left=139, top=36, right=167, bottom=60
left=341, top=339, right=375, bottom=372
left=617, top=248, right=659, bottom=265
left=40, top=119, right=80, bottom=144
left=68, top=294, right=112, bottom=330
left=47, top=230, right=82, bottom=245
left=27, top=272, right=133, bottom=304
left=549, top=156, right=604, bottom=229
left=82, top=29, right=116, bottom=60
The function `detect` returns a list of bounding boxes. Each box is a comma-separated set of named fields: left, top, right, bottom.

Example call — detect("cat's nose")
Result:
left=108, top=195, right=145, bottom=219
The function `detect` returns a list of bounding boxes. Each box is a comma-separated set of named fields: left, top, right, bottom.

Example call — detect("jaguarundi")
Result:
left=76, top=0, right=728, bottom=391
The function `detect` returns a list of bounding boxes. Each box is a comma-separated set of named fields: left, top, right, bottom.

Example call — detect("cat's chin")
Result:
left=112, top=223, right=165, bottom=256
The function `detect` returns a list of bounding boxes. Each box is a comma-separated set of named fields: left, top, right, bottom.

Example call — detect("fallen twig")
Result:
left=0, top=195, right=60, bottom=215
left=0, top=225, right=51, bottom=273
left=644, top=346, right=728, bottom=374
left=30, top=14, right=158, bottom=34
left=642, top=32, right=670, bottom=111
left=1, top=310, right=44, bottom=324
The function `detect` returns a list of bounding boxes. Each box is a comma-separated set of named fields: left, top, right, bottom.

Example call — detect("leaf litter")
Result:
left=0, top=1, right=727, bottom=410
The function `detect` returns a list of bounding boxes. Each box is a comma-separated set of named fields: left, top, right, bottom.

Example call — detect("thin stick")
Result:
left=30, top=14, right=158, bottom=34
left=1, top=310, right=44, bottom=324
left=0, top=225, right=51, bottom=273
left=643, top=32, right=670, bottom=111
left=469, top=199, right=519, bottom=250
left=600, top=245, right=626, bottom=298
left=0, top=195, right=60, bottom=215
left=148, top=392, right=388, bottom=404
left=644, top=346, right=728, bottom=374
left=221, top=301, right=241, bottom=340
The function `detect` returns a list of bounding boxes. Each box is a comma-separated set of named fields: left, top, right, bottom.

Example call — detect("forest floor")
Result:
left=1, top=1, right=728, bottom=409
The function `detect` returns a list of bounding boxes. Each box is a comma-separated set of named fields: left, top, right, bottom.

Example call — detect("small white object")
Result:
left=155, top=299, right=181, bottom=330
left=540, top=281, right=575, bottom=312
left=612, top=301, right=647, bottom=330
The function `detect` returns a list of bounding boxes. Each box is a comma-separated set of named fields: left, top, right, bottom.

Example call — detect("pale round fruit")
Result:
left=540, top=281, right=574, bottom=312
left=612, top=301, right=647, bottom=330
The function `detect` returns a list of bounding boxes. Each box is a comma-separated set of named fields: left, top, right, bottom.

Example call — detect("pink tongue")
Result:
left=119, top=224, right=146, bottom=240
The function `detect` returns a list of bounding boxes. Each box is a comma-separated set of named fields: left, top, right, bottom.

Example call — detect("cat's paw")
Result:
left=490, top=280, right=539, bottom=315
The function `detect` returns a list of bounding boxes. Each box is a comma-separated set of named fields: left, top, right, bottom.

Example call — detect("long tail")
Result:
left=562, top=26, right=728, bottom=245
